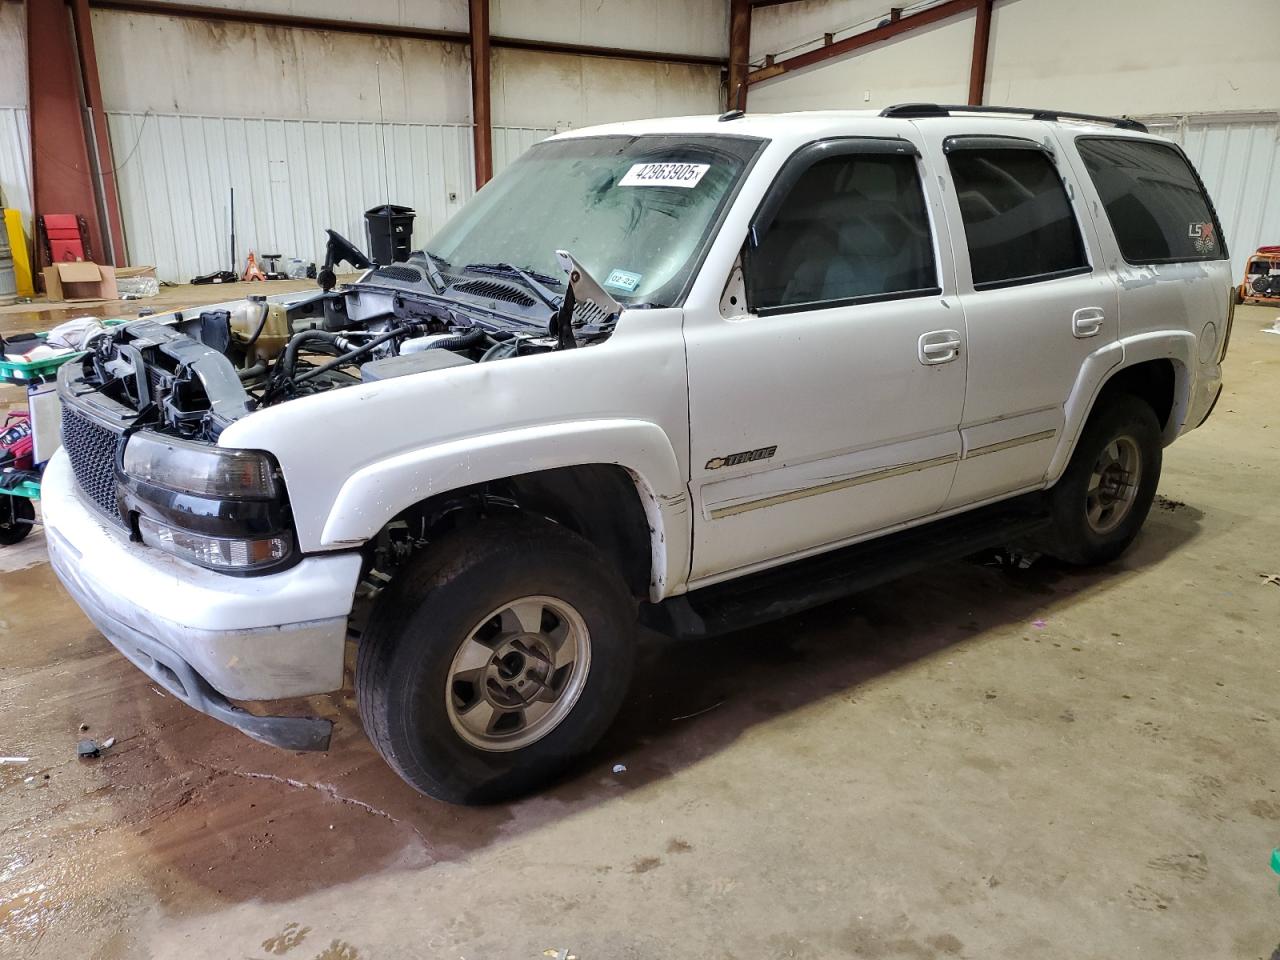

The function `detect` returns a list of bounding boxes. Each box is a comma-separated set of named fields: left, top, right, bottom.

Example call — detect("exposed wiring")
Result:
left=101, top=109, right=154, bottom=177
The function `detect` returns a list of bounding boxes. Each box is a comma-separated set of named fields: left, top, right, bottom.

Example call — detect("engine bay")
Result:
left=69, top=247, right=624, bottom=442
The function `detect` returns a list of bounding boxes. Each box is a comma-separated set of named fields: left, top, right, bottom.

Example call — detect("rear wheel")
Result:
left=0, top=496, right=34, bottom=546
left=356, top=516, right=635, bottom=803
left=1045, top=394, right=1162, bottom=566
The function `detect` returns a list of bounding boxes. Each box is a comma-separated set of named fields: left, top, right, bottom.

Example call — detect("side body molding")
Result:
left=319, top=418, right=691, bottom=601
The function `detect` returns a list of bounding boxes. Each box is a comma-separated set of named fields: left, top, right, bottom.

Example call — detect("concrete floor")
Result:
left=1, top=304, right=1278, bottom=960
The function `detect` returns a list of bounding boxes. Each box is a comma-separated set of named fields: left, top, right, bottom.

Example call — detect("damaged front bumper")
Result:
left=42, top=450, right=363, bottom=751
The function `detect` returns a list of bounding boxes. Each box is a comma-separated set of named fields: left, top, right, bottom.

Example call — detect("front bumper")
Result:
left=42, top=450, right=364, bottom=750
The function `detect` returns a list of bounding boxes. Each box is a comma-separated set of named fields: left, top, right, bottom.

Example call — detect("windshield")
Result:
left=424, top=134, right=764, bottom=307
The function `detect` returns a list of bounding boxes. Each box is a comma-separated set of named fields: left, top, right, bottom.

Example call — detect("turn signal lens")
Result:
left=138, top=516, right=291, bottom=571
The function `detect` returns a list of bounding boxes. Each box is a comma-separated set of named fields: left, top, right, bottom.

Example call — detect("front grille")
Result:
left=452, top=279, right=537, bottom=307
left=61, top=406, right=125, bottom=526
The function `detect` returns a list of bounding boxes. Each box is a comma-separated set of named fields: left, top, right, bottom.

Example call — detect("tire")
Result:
left=1045, top=393, right=1162, bottom=566
left=356, top=515, right=636, bottom=804
left=0, top=496, right=34, bottom=546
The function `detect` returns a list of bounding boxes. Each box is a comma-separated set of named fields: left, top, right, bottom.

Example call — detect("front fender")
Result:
left=319, top=418, right=691, bottom=600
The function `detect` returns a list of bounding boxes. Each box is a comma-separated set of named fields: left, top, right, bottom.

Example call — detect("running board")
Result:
left=640, top=494, right=1051, bottom=640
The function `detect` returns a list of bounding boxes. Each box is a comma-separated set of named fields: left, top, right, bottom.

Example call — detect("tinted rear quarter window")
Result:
left=1075, top=137, right=1225, bottom=264
left=947, top=143, right=1089, bottom=289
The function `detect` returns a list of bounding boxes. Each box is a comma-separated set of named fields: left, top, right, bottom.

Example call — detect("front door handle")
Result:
left=1072, top=307, right=1105, bottom=338
left=918, top=329, right=962, bottom=365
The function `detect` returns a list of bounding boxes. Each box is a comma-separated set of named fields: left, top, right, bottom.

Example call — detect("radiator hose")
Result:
left=421, top=328, right=485, bottom=351
left=278, top=330, right=357, bottom=379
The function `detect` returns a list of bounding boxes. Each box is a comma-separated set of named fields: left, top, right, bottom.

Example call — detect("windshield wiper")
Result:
left=463, top=262, right=563, bottom=309
left=418, top=250, right=449, bottom=293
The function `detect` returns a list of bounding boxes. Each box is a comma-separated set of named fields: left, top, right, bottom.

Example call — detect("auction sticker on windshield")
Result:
left=604, top=269, right=642, bottom=292
left=618, top=162, right=710, bottom=188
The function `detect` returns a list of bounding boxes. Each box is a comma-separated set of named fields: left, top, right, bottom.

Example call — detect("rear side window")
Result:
left=947, top=143, right=1089, bottom=289
left=1075, top=137, right=1226, bottom=264
left=747, top=152, right=937, bottom=313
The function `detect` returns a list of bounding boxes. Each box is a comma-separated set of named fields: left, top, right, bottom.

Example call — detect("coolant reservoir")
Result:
left=229, top=297, right=290, bottom=365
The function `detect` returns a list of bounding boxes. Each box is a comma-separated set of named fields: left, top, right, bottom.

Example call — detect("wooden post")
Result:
left=728, top=0, right=751, bottom=112
left=70, top=0, right=126, bottom=264
left=968, top=0, right=993, bottom=105
left=27, top=0, right=107, bottom=272
left=469, top=0, right=492, bottom=188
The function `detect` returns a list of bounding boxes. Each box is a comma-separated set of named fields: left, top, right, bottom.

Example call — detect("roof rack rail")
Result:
left=879, top=103, right=1147, bottom=133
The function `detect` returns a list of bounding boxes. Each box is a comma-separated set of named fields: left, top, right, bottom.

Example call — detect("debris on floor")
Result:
left=671, top=699, right=726, bottom=722
left=1261, top=573, right=1280, bottom=587
left=975, top=546, right=1041, bottom=569
left=76, top=736, right=116, bottom=759
left=0, top=755, right=29, bottom=764
left=612, top=763, right=627, bottom=774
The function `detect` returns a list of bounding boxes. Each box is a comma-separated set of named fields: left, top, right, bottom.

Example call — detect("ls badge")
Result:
left=705, top=445, right=777, bottom=470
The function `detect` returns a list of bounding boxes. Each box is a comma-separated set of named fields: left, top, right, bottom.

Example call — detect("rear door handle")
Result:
left=918, top=329, right=962, bottom=365
left=1072, top=307, right=1105, bottom=338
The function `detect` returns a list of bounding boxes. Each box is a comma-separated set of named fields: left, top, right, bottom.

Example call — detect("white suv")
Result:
left=43, top=104, right=1231, bottom=802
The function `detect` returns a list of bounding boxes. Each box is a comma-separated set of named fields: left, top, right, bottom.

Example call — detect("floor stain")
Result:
left=1125, top=883, right=1171, bottom=912
left=262, top=921, right=311, bottom=954
left=1249, top=799, right=1280, bottom=820
left=1147, top=852, right=1208, bottom=882
left=311, top=940, right=360, bottom=960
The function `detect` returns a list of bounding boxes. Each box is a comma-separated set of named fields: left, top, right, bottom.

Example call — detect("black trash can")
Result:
left=364, top=204, right=416, bottom=264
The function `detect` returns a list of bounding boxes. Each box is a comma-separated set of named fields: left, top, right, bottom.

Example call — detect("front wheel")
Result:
left=0, top=496, right=35, bottom=546
left=356, top=516, right=636, bottom=803
left=1045, top=394, right=1162, bottom=566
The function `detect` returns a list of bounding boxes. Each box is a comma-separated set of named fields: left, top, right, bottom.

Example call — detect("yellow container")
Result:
left=3, top=209, right=34, bottom=298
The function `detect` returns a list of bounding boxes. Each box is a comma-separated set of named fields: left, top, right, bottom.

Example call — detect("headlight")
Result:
left=138, top=516, right=292, bottom=572
left=123, top=431, right=278, bottom=498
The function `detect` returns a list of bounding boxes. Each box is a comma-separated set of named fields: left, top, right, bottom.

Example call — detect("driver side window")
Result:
left=746, top=152, right=938, bottom=314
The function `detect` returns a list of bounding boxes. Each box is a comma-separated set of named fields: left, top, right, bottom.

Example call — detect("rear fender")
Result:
left=1046, top=332, right=1193, bottom=484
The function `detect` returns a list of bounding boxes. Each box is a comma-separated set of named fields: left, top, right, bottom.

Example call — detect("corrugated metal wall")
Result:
left=0, top=107, right=32, bottom=232
left=105, top=111, right=554, bottom=282
left=1143, top=113, right=1280, bottom=281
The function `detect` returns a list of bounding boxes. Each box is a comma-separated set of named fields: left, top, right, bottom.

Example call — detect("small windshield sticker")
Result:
left=604, top=268, right=642, bottom=292
left=618, top=162, right=710, bottom=188
left=1189, top=221, right=1217, bottom=254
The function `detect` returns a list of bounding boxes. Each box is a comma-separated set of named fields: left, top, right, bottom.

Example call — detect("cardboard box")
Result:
left=41, top=262, right=118, bottom=303
left=115, top=265, right=157, bottom=282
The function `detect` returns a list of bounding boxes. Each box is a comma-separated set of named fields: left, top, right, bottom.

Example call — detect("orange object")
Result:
left=242, top=251, right=266, bottom=282
left=1240, top=246, right=1280, bottom=305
